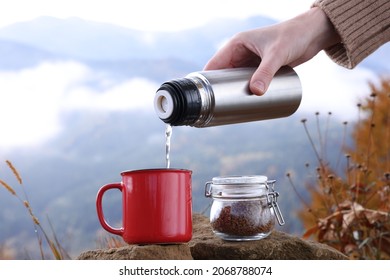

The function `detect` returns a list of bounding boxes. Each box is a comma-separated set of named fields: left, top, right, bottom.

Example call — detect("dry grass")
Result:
left=288, top=79, right=390, bottom=259
left=0, top=160, right=70, bottom=259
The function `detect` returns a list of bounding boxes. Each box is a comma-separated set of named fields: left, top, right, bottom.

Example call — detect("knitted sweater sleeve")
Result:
left=312, top=0, right=390, bottom=68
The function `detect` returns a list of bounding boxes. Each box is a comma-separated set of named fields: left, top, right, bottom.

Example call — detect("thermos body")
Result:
left=154, top=67, right=302, bottom=127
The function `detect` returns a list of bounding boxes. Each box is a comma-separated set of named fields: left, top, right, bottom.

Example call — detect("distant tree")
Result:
left=289, top=77, right=390, bottom=259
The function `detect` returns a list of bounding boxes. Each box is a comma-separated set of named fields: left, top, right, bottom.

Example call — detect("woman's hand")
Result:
left=204, top=7, right=340, bottom=95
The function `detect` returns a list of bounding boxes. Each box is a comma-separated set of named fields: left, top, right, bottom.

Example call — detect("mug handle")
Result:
left=96, top=183, right=124, bottom=236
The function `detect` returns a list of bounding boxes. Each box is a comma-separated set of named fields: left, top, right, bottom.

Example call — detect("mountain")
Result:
left=0, top=40, right=66, bottom=70
left=0, top=16, right=389, bottom=73
left=0, top=16, right=275, bottom=63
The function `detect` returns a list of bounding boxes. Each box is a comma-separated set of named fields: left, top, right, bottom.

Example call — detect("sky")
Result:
left=0, top=0, right=382, bottom=149
left=0, top=0, right=314, bottom=31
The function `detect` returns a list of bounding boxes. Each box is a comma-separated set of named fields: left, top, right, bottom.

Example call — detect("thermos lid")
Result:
left=154, top=89, right=174, bottom=120
left=154, top=78, right=202, bottom=126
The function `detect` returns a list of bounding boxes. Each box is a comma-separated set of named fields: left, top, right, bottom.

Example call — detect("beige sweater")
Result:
left=312, top=0, right=390, bottom=68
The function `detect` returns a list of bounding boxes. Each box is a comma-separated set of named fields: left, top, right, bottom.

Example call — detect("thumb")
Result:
left=249, top=59, right=282, bottom=96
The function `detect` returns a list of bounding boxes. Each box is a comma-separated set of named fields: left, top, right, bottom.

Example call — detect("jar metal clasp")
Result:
left=266, top=180, right=285, bottom=226
left=204, top=181, right=212, bottom=197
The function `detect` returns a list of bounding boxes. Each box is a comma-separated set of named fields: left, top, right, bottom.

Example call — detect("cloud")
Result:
left=0, top=61, right=86, bottom=148
left=63, top=77, right=157, bottom=111
left=0, top=61, right=158, bottom=148
left=294, top=52, right=378, bottom=121
left=0, top=0, right=313, bottom=31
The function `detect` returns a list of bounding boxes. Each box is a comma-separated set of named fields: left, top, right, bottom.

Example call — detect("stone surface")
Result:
left=190, top=213, right=346, bottom=259
left=77, top=213, right=347, bottom=260
left=78, top=244, right=192, bottom=260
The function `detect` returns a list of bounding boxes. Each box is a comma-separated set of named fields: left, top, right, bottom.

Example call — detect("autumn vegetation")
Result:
left=0, top=160, right=70, bottom=259
left=289, top=77, right=390, bottom=259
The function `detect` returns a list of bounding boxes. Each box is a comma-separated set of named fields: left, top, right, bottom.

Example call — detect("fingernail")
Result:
left=253, top=81, right=265, bottom=95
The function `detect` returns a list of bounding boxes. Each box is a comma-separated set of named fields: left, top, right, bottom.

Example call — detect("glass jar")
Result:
left=204, top=175, right=285, bottom=241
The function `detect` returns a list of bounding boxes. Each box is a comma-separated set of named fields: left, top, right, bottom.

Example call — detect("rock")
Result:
left=190, top=213, right=346, bottom=260
left=77, top=213, right=347, bottom=260
left=78, top=244, right=192, bottom=260
left=189, top=213, right=347, bottom=260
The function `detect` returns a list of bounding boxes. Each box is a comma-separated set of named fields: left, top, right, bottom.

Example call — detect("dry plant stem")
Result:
left=336, top=122, right=348, bottom=171
left=327, top=176, right=348, bottom=244
left=1, top=160, right=66, bottom=259
left=346, top=154, right=352, bottom=187
left=323, top=112, right=333, bottom=163
left=327, top=175, right=340, bottom=209
left=301, top=119, right=326, bottom=172
left=316, top=169, right=332, bottom=214
left=364, top=94, right=376, bottom=174
left=23, top=200, right=45, bottom=259
left=201, top=201, right=212, bottom=216
left=286, top=173, right=314, bottom=217
left=386, top=95, right=390, bottom=171
left=47, top=216, right=71, bottom=259
left=305, top=119, right=331, bottom=211
left=0, top=176, right=44, bottom=258
left=315, top=112, right=323, bottom=159
left=0, top=179, right=16, bottom=195
left=5, top=160, right=22, bottom=184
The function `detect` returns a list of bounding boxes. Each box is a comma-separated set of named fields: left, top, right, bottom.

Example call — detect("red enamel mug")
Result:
left=96, top=168, right=192, bottom=244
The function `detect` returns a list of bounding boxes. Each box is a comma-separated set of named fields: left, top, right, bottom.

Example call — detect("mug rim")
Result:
left=120, top=168, right=192, bottom=175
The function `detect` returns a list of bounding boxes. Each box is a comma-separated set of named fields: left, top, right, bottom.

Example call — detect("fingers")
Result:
left=206, top=48, right=284, bottom=96
left=203, top=42, right=236, bottom=70
left=204, top=30, right=288, bottom=96
left=203, top=56, right=228, bottom=70
left=204, top=32, right=257, bottom=70
left=249, top=54, right=285, bottom=96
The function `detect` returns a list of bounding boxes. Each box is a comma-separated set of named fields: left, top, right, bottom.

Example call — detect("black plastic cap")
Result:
left=155, top=78, right=201, bottom=126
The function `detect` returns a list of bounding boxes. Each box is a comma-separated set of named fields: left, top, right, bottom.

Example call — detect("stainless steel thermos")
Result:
left=154, top=67, right=302, bottom=127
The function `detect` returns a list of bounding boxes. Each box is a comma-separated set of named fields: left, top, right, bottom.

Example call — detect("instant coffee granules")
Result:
left=210, top=201, right=274, bottom=236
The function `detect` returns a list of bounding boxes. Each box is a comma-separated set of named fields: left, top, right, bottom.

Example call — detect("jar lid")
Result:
left=205, top=175, right=271, bottom=198
left=211, top=175, right=268, bottom=185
